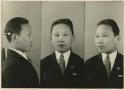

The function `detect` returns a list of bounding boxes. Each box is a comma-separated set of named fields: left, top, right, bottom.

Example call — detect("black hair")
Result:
left=97, top=19, right=120, bottom=36
left=4, top=17, right=29, bottom=42
left=51, top=18, right=74, bottom=35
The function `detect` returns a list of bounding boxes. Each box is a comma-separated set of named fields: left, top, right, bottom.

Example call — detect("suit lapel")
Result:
left=97, top=53, right=123, bottom=79
left=110, top=52, right=123, bottom=78
left=94, top=54, right=108, bottom=78
left=95, top=54, right=105, bottom=71
left=51, top=52, right=77, bottom=77
left=64, top=52, right=76, bottom=75
left=51, top=53, right=63, bottom=76
left=51, top=52, right=75, bottom=75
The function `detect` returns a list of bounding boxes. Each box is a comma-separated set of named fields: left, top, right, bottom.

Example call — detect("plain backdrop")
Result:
left=1, top=1, right=124, bottom=79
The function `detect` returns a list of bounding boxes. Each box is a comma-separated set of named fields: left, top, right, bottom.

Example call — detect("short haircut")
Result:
left=51, top=18, right=74, bottom=35
left=4, top=17, right=29, bottom=42
left=97, top=19, right=120, bottom=36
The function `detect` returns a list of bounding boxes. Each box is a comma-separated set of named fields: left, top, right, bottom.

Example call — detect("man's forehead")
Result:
left=97, top=24, right=112, bottom=30
left=53, top=23, right=70, bottom=29
left=52, top=24, right=71, bottom=33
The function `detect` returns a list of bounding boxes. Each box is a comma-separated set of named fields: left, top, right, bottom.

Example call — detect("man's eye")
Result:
left=95, top=35, right=99, bottom=38
left=28, top=34, right=31, bottom=37
left=103, top=35, right=108, bottom=37
left=55, top=34, right=59, bottom=37
left=64, top=34, right=68, bottom=36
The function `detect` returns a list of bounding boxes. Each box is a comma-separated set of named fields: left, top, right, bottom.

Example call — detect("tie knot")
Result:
left=105, top=54, right=110, bottom=61
left=59, top=54, right=64, bottom=62
left=106, top=54, right=109, bottom=58
left=60, top=54, right=64, bottom=58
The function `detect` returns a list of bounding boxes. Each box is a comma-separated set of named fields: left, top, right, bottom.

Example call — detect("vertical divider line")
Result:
left=39, top=1, right=42, bottom=81
left=84, top=1, right=86, bottom=62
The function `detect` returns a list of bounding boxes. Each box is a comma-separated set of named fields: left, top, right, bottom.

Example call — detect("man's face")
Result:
left=95, top=24, right=119, bottom=54
left=51, top=24, right=74, bottom=53
left=14, top=24, right=32, bottom=52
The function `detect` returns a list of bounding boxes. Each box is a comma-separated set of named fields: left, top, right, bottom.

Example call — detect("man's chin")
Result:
left=56, top=49, right=67, bottom=53
left=99, top=50, right=109, bottom=54
left=98, top=49, right=106, bottom=53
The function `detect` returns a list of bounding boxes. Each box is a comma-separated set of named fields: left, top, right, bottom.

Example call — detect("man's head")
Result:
left=50, top=18, right=75, bottom=53
left=95, top=19, right=120, bottom=54
left=4, top=17, right=32, bottom=52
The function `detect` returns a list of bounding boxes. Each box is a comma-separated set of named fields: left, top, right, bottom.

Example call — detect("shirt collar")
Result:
left=9, top=48, right=28, bottom=60
left=101, top=50, right=117, bottom=70
left=55, top=50, right=71, bottom=67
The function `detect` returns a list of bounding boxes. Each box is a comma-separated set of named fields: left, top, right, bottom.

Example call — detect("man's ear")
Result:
left=50, top=35, right=52, bottom=40
left=72, top=34, right=75, bottom=41
left=115, top=35, right=120, bottom=42
left=11, top=34, right=16, bottom=41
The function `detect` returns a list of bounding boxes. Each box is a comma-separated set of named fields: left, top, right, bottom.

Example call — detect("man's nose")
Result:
left=58, top=36, right=64, bottom=41
left=96, top=37, right=103, bottom=44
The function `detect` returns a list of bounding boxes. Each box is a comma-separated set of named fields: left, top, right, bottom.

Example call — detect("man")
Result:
left=2, top=17, right=39, bottom=88
left=84, top=19, right=123, bottom=88
left=40, top=19, right=84, bottom=88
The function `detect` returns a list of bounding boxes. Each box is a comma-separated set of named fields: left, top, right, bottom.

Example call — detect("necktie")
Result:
left=104, top=54, right=111, bottom=77
left=59, top=54, right=65, bottom=75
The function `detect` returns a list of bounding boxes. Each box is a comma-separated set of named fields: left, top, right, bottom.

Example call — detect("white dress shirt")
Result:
left=101, top=51, right=117, bottom=70
left=9, top=48, right=28, bottom=60
left=55, top=50, right=71, bottom=68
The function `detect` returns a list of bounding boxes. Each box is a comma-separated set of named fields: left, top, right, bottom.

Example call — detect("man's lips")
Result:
left=58, top=44, right=65, bottom=47
left=98, top=46, right=104, bottom=48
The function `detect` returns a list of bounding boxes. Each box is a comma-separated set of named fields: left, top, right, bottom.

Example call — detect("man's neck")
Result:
left=9, top=48, right=28, bottom=60
left=105, top=49, right=117, bottom=55
left=9, top=44, right=25, bottom=53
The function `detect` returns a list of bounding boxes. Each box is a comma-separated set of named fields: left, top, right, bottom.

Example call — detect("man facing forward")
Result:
left=40, top=19, right=84, bottom=88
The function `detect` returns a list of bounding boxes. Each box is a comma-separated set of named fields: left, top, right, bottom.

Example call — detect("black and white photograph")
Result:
left=1, top=0, right=124, bottom=89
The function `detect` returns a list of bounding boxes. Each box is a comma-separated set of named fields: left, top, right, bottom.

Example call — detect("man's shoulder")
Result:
left=3, top=50, right=30, bottom=72
left=85, top=54, right=100, bottom=65
left=40, top=53, right=54, bottom=63
left=116, top=52, right=123, bottom=64
left=70, top=52, right=84, bottom=61
left=5, top=49, right=27, bottom=63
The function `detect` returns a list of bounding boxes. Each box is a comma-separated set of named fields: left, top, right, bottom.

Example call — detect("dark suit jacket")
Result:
left=2, top=49, right=39, bottom=88
left=84, top=52, right=123, bottom=88
left=40, top=52, right=84, bottom=88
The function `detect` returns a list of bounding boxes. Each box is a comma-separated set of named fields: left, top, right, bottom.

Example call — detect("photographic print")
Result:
left=1, top=0, right=124, bottom=89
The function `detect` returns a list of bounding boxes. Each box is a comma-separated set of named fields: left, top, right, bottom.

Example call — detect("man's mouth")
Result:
left=98, top=46, right=104, bottom=49
left=58, top=44, right=65, bottom=47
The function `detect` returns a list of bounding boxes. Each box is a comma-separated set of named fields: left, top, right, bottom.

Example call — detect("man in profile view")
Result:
left=2, top=17, right=39, bottom=88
